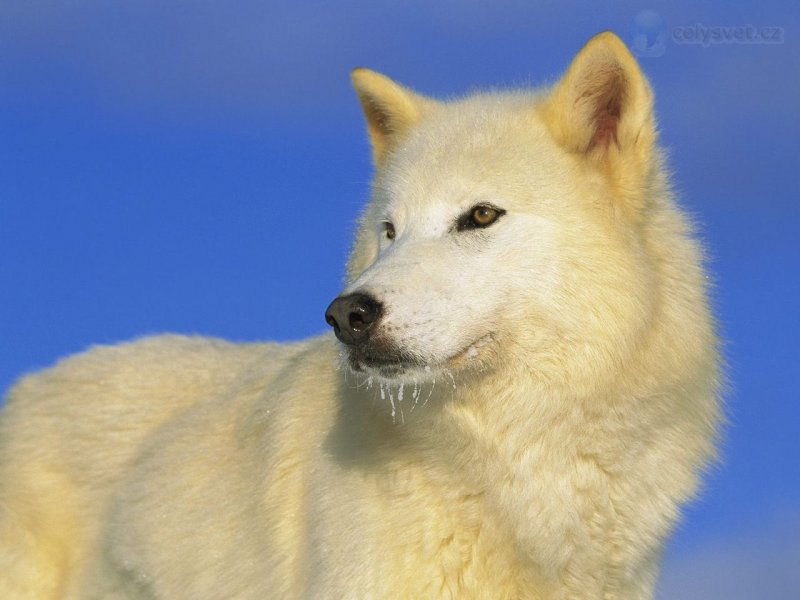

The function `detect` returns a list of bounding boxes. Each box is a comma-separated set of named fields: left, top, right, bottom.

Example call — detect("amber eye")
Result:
left=383, top=221, right=396, bottom=240
left=457, top=204, right=506, bottom=231
left=472, top=206, right=498, bottom=226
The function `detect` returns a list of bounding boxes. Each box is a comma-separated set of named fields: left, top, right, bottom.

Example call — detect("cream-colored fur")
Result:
left=0, top=33, right=721, bottom=599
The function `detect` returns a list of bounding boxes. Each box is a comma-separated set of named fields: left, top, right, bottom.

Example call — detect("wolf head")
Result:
left=327, top=32, right=700, bottom=391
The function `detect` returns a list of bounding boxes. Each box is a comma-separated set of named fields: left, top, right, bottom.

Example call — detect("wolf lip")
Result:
left=347, top=333, right=492, bottom=377
left=347, top=347, right=418, bottom=376
left=351, top=352, right=412, bottom=370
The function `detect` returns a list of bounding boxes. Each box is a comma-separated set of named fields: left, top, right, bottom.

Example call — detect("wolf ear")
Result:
left=351, top=68, right=437, bottom=166
left=539, top=32, right=656, bottom=203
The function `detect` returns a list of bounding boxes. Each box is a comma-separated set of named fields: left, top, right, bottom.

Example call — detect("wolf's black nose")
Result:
left=325, top=293, right=383, bottom=346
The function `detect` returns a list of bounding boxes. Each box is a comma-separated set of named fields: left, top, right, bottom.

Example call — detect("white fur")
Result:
left=0, top=33, right=721, bottom=599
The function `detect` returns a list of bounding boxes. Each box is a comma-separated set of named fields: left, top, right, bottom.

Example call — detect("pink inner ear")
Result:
left=588, top=105, right=621, bottom=149
left=583, top=66, right=627, bottom=151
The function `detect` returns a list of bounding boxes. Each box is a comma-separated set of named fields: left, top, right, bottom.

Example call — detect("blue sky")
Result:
left=1, top=1, right=798, bottom=595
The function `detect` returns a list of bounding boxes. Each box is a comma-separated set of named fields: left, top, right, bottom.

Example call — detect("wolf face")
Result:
left=327, top=33, right=668, bottom=389
left=327, top=112, right=564, bottom=381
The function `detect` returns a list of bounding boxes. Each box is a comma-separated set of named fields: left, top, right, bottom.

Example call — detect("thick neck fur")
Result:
left=334, top=346, right=715, bottom=598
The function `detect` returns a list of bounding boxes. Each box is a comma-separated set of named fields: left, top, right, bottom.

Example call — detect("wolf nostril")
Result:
left=349, top=312, right=366, bottom=330
left=324, top=293, right=383, bottom=346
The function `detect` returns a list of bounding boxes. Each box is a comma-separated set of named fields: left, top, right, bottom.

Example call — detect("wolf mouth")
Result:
left=346, top=334, right=492, bottom=379
left=347, top=349, right=421, bottom=377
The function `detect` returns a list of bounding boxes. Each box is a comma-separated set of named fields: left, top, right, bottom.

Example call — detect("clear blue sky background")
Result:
left=1, top=1, right=798, bottom=596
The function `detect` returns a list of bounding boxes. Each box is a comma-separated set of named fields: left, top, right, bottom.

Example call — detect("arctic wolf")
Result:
left=0, top=32, right=721, bottom=599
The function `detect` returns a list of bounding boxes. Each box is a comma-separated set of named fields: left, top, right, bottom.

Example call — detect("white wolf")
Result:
left=0, top=32, right=721, bottom=599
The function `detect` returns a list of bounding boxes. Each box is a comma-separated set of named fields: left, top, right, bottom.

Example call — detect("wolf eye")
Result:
left=457, top=204, right=506, bottom=231
left=383, top=221, right=396, bottom=240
